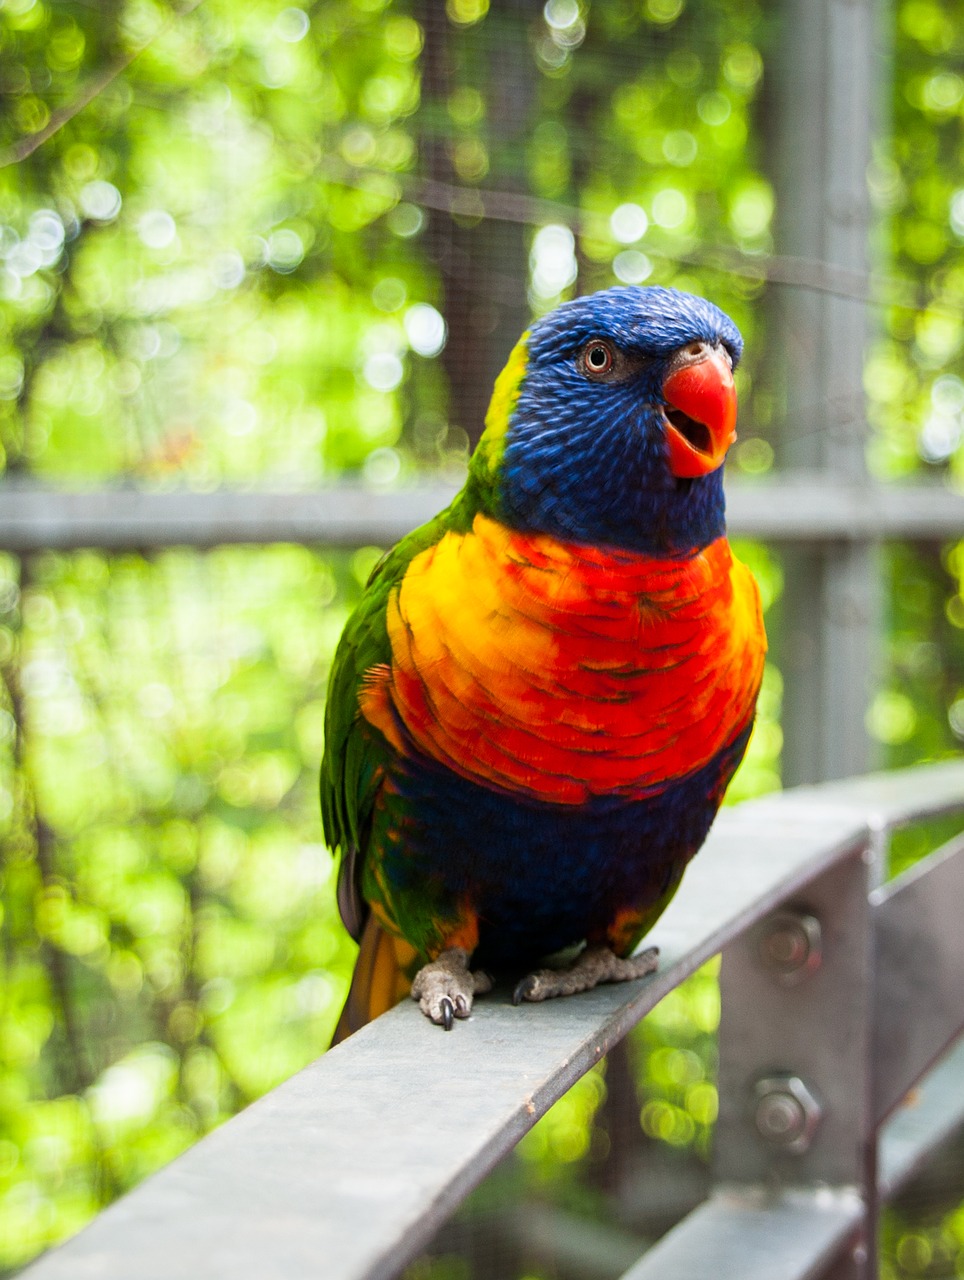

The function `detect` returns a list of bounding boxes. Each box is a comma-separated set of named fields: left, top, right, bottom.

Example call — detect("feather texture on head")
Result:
left=467, top=285, right=743, bottom=556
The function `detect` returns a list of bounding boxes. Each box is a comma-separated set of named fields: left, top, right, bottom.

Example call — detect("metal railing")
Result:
left=19, top=759, right=964, bottom=1280
left=1, top=477, right=962, bottom=550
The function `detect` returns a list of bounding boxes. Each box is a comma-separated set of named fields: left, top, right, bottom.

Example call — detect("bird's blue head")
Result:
left=469, top=285, right=743, bottom=556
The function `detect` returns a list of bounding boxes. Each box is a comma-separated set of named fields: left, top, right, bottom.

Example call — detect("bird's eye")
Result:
left=580, top=340, right=615, bottom=379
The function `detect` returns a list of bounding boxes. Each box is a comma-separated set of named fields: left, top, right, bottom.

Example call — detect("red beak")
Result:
left=661, top=348, right=738, bottom=478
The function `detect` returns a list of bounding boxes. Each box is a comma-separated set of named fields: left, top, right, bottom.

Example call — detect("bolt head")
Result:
left=754, top=1075, right=822, bottom=1154
left=756, top=910, right=822, bottom=984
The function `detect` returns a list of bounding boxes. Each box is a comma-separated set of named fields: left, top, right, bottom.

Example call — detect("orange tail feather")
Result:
left=330, top=916, right=416, bottom=1046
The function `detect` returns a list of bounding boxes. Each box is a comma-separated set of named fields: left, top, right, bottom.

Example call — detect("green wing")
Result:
left=320, top=498, right=474, bottom=940
left=320, top=553, right=396, bottom=940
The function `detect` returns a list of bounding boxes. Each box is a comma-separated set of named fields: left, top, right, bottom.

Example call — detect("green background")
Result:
left=0, top=0, right=962, bottom=1275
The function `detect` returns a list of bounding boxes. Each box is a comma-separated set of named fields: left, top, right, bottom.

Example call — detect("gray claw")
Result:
left=440, top=996, right=455, bottom=1030
left=512, top=977, right=535, bottom=1006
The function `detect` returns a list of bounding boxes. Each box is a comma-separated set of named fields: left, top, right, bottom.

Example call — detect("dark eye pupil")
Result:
left=589, top=346, right=608, bottom=367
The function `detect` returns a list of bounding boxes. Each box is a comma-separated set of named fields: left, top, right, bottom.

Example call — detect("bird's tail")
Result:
left=329, top=915, right=417, bottom=1046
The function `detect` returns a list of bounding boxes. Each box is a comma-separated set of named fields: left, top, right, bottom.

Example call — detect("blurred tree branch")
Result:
left=319, top=154, right=924, bottom=311
left=0, top=0, right=207, bottom=169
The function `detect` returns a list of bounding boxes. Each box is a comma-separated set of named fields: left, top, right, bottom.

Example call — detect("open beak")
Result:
left=661, top=346, right=737, bottom=478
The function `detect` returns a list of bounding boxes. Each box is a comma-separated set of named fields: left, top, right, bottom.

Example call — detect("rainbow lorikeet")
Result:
left=323, top=285, right=766, bottom=1040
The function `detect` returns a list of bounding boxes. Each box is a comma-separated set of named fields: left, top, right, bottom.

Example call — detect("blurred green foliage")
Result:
left=0, top=544, right=361, bottom=1265
left=0, top=0, right=962, bottom=1275
left=869, top=0, right=964, bottom=485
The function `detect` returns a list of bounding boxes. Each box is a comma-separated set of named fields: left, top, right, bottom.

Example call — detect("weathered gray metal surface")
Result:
left=617, top=1188, right=863, bottom=1280
left=0, top=484, right=463, bottom=551
left=879, top=1036, right=964, bottom=1198
left=622, top=1034, right=964, bottom=1280
left=873, top=834, right=964, bottom=1121
left=621, top=1035, right=964, bottom=1280
left=0, top=479, right=961, bottom=550
left=506, top=1204, right=649, bottom=1279
left=716, top=854, right=874, bottom=1189
left=769, top=0, right=881, bottom=788
left=611, top=766, right=964, bottom=1280
left=19, top=766, right=964, bottom=1280
left=794, top=760, right=964, bottom=832
left=728, top=479, right=964, bottom=542
left=21, top=795, right=871, bottom=1280
left=719, top=847, right=878, bottom=1278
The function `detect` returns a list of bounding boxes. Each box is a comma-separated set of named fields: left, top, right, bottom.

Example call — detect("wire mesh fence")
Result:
left=1, top=1, right=964, bottom=1276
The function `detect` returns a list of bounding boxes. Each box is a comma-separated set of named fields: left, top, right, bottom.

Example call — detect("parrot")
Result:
left=322, top=284, right=766, bottom=1041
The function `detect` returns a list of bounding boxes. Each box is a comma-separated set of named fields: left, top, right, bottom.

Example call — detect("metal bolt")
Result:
left=756, top=909, right=822, bottom=984
left=754, top=1075, right=822, bottom=1154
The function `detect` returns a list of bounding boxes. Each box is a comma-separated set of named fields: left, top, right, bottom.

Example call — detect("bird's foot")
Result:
left=411, top=948, right=493, bottom=1029
left=512, top=944, right=659, bottom=1005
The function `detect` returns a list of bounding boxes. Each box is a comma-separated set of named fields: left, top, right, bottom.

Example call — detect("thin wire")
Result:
left=319, top=156, right=934, bottom=316
left=0, top=0, right=941, bottom=321
left=0, top=0, right=208, bottom=169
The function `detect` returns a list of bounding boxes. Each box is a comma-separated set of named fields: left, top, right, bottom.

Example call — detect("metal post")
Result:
left=769, top=0, right=882, bottom=784
left=715, top=843, right=876, bottom=1277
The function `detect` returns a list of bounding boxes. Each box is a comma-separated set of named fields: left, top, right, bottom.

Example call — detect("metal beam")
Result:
left=879, top=1036, right=964, bottom=1199
left=621, top=1038, right=964, bottom=1280
left=0, top=484, right=463, bottom=552
left=617, top=1188, right=864, bottom=1280
left=18, top=764, right=964, bottom=1280
left=19, top=792, right=875, bottom=1280
left=729, top=479, right=964, bottom=542
left=872, top=834, right=964, bottom=1122
left=618, top=770, right=964, bottom=1280
left=0, top=478, right=960, bottom=551
left=715, top=854, right=875, bottom=1191
left=791, top=761, right=964, bottom=831
left=769, top=0, right=883, bottom=787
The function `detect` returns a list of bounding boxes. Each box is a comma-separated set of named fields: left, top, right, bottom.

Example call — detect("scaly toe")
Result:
left=623, top=945, right=660, bottom=978
left=473, top=970, right=494, bottom=995
left=513, top=944, right=661, bottom=1005
left=411, top=948, right=481, bottom=1028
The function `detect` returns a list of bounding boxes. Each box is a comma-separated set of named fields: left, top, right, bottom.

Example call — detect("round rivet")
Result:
left=753, top=1075, right=822, bottom=1154
left=756, top=910, right=822, bottom=984
left=756, top=1091, right=806, bottom=1143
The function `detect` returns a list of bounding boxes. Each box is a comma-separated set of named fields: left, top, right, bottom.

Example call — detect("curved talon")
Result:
left=440, top=996, right=455, bottom=1031
left=512, top=976, right=536, bottom=1006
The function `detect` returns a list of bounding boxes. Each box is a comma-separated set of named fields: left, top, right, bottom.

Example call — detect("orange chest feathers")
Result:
left=359, top=514, right=767, bottom=805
